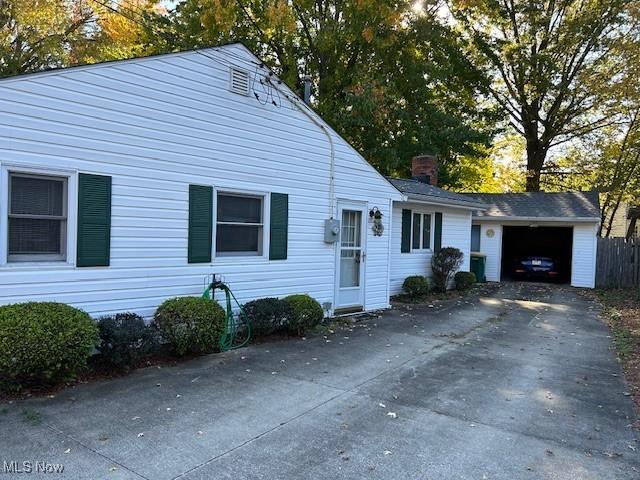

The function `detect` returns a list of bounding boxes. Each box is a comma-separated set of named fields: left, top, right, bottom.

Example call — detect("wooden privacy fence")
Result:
left=596, top=238, right=640, bottom=288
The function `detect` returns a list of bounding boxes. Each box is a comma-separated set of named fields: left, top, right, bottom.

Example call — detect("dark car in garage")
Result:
left=513, top=256, right=560, bottom=281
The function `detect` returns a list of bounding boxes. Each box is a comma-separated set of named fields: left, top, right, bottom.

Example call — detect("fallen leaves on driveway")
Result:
left=592, top=288, right=640, bottom=420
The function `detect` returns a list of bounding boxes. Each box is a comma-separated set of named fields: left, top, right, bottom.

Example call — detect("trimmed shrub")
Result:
left=431, top=247, right=464, bottom=293
left=0, top=302, right=99, bottom=390
left=402, top=275, right=429, bottom=298
left=154, top=297, right=226, bottom=356
left=97, top=313, right=159, bottom=370
left=243, top=298, right=293, bottom=337
left=283, top=294, right=324, bottom=335
left=454, top=271, right=476, bottom=291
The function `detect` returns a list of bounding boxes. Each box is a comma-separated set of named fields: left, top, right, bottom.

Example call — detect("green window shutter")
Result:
left=401, top=209, right=411, bottom=253
left=77, top=173, right=112, bottom=267
left=269, top=193, right=288, bottom=260
left=434, top=212, right=443, bottom=252
left=188, top=185, right=213, bottom=263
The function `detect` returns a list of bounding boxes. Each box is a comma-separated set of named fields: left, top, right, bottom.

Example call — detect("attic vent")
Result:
left=229, top=68, right=250, bottom=96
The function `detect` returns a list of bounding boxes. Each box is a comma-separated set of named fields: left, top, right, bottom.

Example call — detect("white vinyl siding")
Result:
left=571, top=223, right=598, bottom=288
left=390, top=203, right=472, bottom=295
left=478, top=223, right=503, bottom=282
left=441, top=209, right=472, bottom=272
left=0, top=44, right=401, bottom=317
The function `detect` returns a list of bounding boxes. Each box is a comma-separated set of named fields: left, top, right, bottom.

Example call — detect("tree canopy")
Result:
left=2, top=0, right=639, bottom=207
left=146, top=0, right=499, bottom=181
left=0, top=0, right=159, bottom=77
left=450, top=0, right=633, bottom=191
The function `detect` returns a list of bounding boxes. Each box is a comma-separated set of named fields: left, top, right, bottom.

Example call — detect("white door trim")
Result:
left=334, top=200, right=367, bottom=311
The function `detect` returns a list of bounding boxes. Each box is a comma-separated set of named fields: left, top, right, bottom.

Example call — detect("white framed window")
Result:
left=411, top=212, right=432, bottom=251
left=215, top=192, right=265, bottom=257
left=0, top=164, right=77, bottom=267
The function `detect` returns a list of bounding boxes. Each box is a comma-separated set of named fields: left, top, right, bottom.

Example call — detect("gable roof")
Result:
left=387, top=177, right=487, bottom=209
left=0, top=43, right=402, bottom=200
left=464, top=191, right=601, bottom=221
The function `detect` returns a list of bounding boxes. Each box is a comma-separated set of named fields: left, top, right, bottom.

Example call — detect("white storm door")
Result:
left=336, top=203, right=366, bottom=310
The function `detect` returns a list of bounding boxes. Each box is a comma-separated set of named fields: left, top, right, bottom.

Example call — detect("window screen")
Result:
left=471, top=224, right=481, bottom=252
left=216, top=193, right=263, bottom=256
left=412, top=213, right=421, bottom=249
left=8, top=174, right=67, bottom=261
left=422, top=214, right=432, bottom=249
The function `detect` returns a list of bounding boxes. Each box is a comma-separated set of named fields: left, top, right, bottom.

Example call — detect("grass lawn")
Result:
left=595, top=288, right=640, bottom=416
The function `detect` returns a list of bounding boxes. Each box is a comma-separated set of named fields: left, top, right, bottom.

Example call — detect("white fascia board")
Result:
left=472, top=216, right=600, bottom=223
left=399, top=198, right=487, bottom=211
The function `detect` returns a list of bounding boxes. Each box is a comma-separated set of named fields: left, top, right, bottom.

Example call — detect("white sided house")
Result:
left=464, top=192, right=601, bottom=288
left=387, top=156, right=486, bottom=295
left=0, top=43, right=402, bottom=318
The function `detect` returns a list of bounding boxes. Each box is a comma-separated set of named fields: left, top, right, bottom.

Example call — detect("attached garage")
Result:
left=465, top=192, right=601, bottom=288
left=501, top=225, right=573, bottom=283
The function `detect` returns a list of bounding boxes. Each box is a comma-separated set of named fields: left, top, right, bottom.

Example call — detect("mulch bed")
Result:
left=0, top=331, right=310, bottom=405
left=391, top=282, right=500, bottom=305
left=0, top=348, right=202, bottom=404
left=593, top=288, right=640, bottom=417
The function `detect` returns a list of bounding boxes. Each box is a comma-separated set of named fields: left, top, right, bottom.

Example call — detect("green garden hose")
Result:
left=202, top=278, right=251, bottom=351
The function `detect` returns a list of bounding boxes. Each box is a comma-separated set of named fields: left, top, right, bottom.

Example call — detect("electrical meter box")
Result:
left=324, top=219, right=340, bottom=243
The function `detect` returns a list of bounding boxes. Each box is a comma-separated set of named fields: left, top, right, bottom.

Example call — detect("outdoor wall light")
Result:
left=369, top=207, right=384, bottom=236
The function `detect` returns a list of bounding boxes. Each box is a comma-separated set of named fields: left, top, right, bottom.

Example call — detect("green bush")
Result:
left=402, top=275, right=429, bottom=297
left=454, top=271, right=476, bottom=291
left=431, top=247, right=464, bottom=293
left=154, top=297, right=226, bottom=356
left=97, top=313, right=159, bottom=370
left=0, top=302, right=98, bottom=391
left=283, top=294, right=324, bottom=335
left=243, top=297, right=293, bottom=337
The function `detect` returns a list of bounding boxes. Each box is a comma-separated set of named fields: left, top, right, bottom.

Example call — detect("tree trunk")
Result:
left=525, top=136, right=546, bottom=192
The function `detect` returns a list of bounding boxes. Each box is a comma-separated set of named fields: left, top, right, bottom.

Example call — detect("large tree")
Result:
left=148, top=0, right=498, bottom=180
left=450, top=0, right=632, bottom=191
left=543, top=10, right=640, bottom=236
left=0, top=0, right=94, bottom=77
left=0, top=0, right=160, bottom=78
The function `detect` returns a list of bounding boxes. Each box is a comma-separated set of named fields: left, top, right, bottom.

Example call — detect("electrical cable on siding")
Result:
left=197, top=50, right=289, bottom=110
left=269, top=78, right=336, bottom=219
left=196, top=50, right=336, bottom=218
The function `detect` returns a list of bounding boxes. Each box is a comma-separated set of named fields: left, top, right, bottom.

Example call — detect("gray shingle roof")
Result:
left=464, top=191, right=601, bottom=220
left=387, top=177, right=486, bottom=209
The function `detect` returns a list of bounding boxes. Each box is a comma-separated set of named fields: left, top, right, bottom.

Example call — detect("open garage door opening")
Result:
left=501, top=226, right=573, bottom=284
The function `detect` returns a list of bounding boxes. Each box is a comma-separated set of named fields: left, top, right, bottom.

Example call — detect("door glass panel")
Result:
left=340, top=250, right=359, bottom=287
left=340, top=209, right=362, bottom=288
left=341, top=210, right=361, bottom=247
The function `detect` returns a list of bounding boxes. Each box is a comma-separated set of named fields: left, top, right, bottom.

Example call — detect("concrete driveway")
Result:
left=1, top=283, right=638, bottom=479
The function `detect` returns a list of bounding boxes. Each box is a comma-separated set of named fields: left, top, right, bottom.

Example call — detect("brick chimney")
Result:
left=411, top=155, right=438, bottom=186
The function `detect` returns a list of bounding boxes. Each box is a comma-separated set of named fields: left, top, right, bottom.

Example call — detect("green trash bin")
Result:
left=470, top=252, right=486, bottom=283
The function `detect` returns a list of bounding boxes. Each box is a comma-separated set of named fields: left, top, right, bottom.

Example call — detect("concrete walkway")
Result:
left=1, top=283, right=638, bottom=479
